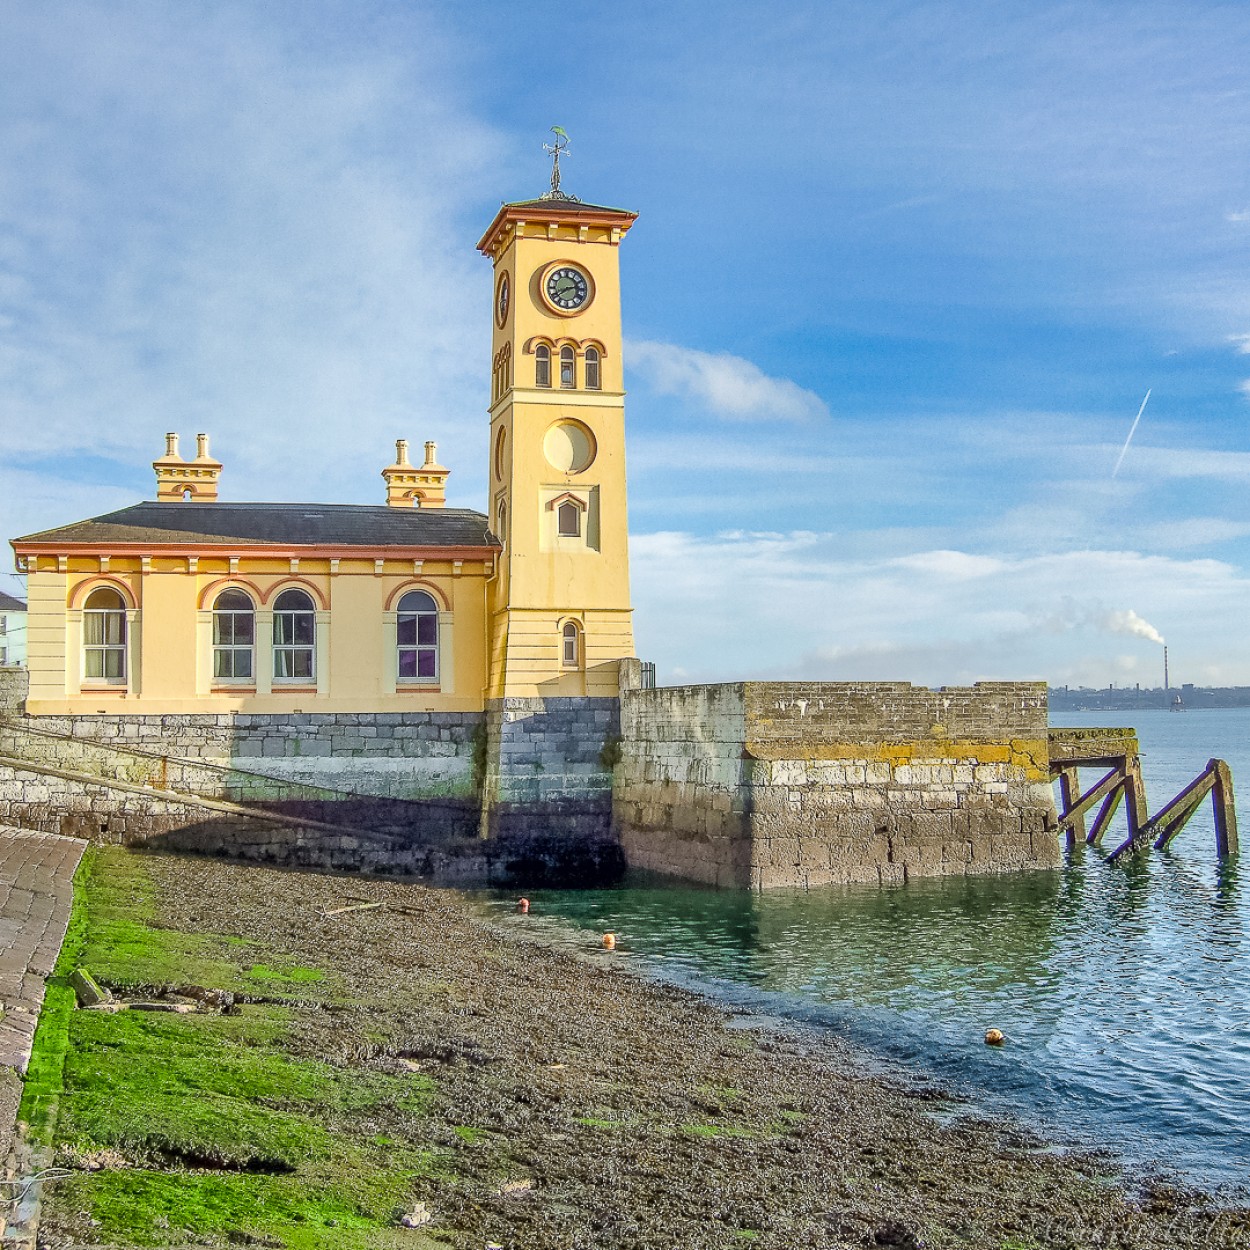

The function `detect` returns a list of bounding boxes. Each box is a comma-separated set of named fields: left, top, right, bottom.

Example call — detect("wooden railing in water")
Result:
left=1047, top=728, right=1238, bottom=861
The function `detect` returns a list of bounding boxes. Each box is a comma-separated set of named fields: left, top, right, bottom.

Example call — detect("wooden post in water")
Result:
left=1057, top=767, right=1085, bottom=847
left=1212, top=759, right=1238, bottom=858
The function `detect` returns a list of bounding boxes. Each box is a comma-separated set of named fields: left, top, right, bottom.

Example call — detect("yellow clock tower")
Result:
left=477, top=175, right=637, bottom=699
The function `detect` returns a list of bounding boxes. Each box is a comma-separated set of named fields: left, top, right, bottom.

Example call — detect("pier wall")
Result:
left=615, top=681, right=1058, bottom=889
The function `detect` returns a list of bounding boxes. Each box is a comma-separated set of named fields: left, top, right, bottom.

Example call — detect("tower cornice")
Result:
left=477, top=198, right=638, bottom=257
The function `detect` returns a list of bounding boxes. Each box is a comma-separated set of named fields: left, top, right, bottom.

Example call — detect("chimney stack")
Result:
left=154, top=431, right=222, bottom=502
left=382, top=438, right=449, bottom=508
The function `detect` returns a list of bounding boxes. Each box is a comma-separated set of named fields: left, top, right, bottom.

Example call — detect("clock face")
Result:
left=544, top=265, right=591, bottom=312
left=496, top=273, right=510, bottom=326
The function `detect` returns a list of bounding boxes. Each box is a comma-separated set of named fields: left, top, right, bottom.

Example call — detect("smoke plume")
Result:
left=1103, top=609, right=1165, bottom=646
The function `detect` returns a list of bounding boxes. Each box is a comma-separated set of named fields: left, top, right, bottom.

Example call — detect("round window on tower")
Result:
left=543, top=420, right=596, bottom=474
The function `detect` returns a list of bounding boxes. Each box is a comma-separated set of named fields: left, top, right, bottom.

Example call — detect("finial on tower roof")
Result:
left=541, top=126, right=580, bottom=203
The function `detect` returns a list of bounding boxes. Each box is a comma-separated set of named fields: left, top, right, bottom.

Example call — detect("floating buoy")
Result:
left=985, top=1028, right=1005, bottom=1046
left=601, top=932, right=616, bottom=950
left=516, top=897, right=530, bottom=914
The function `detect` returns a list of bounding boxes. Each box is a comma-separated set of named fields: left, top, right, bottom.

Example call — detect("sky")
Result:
left=4, top=0, right=1250, bottom=689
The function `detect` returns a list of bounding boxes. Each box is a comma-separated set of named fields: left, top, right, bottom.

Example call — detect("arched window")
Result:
left=584, top=346, right=601, bottom=390
left=397, top=590, right=439, bottom=682
left=535, top=344, right=551, bottom=388
left=559, top=345, right=575, bottom=389
left=496, top=500, right=507, bottom=548
left=212, top=589, right=255, bottom=681
left=272, top=588, right=316, bottom=682
left=83, top=587, right=127, bottom=682
left=557, top=499, right=582, bottom=538
left=561, top=621, right=581, bottom=668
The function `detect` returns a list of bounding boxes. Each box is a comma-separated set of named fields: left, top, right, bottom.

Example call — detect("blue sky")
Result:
left=4, top=0, right=1250, bottom=688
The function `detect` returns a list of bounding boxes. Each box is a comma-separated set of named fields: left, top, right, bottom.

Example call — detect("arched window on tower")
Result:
left=584, top=346, right=601, bottom=390
left=397, top=590, right=439, bottom=682
left=83, top=587, right=127, bottom=682
left=535, top=344, right=551, bottom=388
left=212, top=589, right=255, bottom=681
left=272, top=588, right=316, bottom=682
left=559, top=345, right=575, bottom=389
left=561, top=620, right=581, bottom=668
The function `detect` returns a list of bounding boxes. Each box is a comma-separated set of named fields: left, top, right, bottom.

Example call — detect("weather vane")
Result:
left=541, top=126, right=579, bottom=202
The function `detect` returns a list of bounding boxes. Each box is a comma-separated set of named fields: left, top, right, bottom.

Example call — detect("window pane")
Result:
left=273, top=615, right=292, bottom=645
left=103, top=613, right=124, bottom=645
left=274, top=589, right=314, bottom=611
left=397, top=617, right=418, bottom=646
left=398, top=650, right=418, bottom=678
left=104, top=649, right=125, bottom=679
left=235, top=650, right=253, bottom=679
left=85, top=588, right=124, bottom=610
left=235, top=615, right=254, bottom=644
left=293, top=615, right=314, bottom=645
left=558, top=503, right=580, bottom=536
left=84, top=614, right=105, bottom=646
left=416, top=614, right=437, bottom=645
left=213, top=616, right=234, bottom=646
left=85, top=650, right=104, bottom=678
left=398, top=591, right=436, bottom=613
left=292, top=649, right=313, bottom=679
left=214, top=650, right=231, bottom=679
left=417, top=649, right=437, bottom=678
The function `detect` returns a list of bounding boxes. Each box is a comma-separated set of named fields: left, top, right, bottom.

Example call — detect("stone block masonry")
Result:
left=615, top=681, right=1058, bottom=889
left=482, top=697, right=620, bottom=841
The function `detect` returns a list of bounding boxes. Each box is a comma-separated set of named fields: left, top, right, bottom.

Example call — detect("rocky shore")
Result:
left=39, top=852, right=1250, bottom=1249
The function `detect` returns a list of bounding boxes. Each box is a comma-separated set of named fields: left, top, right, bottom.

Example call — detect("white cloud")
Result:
left=1228, top=333, right=1250, bottom=353
left=0, top=5, right=504, bottom=518
left=625, top=339, right=829, bottom=423
left=631, top=530, right=1250, bottom=688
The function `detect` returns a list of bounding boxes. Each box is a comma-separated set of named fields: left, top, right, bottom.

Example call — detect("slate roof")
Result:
left=13, top=502, right=499, bottom=550
left=0, top=591, right=25, bottom=612
left=499, top=195, right=636, bottom=216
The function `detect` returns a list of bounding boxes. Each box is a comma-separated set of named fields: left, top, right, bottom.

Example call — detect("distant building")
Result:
left=0, top=590, right=26, bottom=667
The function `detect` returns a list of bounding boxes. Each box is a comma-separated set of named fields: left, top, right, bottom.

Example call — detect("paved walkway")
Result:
left=0, top=828, right=85, bottom=1074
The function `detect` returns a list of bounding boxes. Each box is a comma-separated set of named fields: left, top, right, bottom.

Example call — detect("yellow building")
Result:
left=11, top=190, right=639, bottom=719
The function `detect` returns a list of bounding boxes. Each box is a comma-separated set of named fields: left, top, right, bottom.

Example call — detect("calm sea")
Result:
left=477, top=707, right=1250, bottom=1193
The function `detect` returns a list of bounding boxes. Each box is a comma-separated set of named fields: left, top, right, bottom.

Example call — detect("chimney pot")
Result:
left=424, top=440, right=437, bottom=467
left=165, top=432, right=180, bottom=458
left=196, top=433, right=211, bottom=460
left=396, top=439, right=410, bottom=466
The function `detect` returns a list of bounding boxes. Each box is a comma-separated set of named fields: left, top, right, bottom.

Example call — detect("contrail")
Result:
left=1111, top=389, right=1151, bottom=478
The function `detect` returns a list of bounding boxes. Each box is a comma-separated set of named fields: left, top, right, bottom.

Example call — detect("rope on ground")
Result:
left=0, top=1167, right=75, bottom=1209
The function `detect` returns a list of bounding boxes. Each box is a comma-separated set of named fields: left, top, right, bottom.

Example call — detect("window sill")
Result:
left=80, top=683, right=128, bottom=691
left=397, top=684, right=441, bottom=693
left=211, top=686, right=257, bottom=694
left=271, top=685, right=318, bottom=693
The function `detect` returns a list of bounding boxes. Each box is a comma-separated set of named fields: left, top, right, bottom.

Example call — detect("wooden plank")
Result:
left=1057, top=766, right=1124, bottom=828
left=1087, top=784, right=1124, bottom=847
left=1145, top=767, right=1216, bottom=849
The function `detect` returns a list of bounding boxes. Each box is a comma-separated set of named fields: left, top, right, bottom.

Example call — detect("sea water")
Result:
left=478, top=707, right=1250, bottom=1192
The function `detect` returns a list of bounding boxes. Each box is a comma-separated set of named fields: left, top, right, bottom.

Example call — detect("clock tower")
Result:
left=476, top=182, right=638, bottom=699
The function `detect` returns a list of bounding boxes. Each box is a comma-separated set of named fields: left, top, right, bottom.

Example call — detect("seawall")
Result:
left=615, top=680, right=1058, bottom=888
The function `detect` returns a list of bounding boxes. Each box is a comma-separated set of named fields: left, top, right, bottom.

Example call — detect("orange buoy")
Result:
left=516, top=897, right=530, bottom=914
left=985, top=1028, right=1005, bottom=1046
left=601, top=932, right=616, bottom=950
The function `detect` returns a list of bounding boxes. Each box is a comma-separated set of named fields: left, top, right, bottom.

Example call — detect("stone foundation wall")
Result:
left=0, top=757, right=622, bottom=886
left=17, top=711, right=484, bottom=802
left=482, top=697, right=620, bottom=840
left=616, top=681, right=1058, bottom=889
